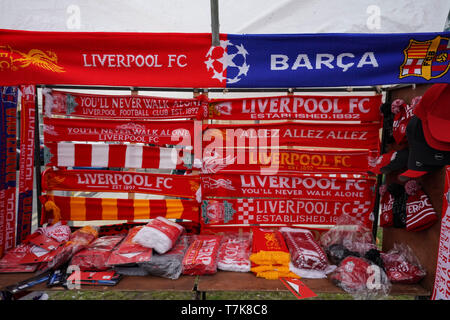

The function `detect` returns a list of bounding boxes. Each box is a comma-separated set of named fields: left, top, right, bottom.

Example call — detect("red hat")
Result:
left=391, top=99, right=410, bottom=146
left=404, top=180, right=438, bottom=232
left=414, top=83, right=450, bottom=151
left=400, top=116, right=450, bottom=180
left=368, top=148, right=408, bottom=175
left=379, top=184, right=394, bottom=228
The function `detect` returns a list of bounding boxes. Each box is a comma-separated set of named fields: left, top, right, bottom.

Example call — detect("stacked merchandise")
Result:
left=182, top=234, right=222, bottom=275
left=0, top=222, right=72, bottom=273
left=249, top=228, right=299, bottom=280
left=139, top=235, right=191, bottom=279
left=107, top=226, right=153, bottom=276
left=321, top=215, right=392, bottom=299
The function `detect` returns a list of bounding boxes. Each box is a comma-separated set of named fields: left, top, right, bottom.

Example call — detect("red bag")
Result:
left=182, top=235, right=222, bottom=275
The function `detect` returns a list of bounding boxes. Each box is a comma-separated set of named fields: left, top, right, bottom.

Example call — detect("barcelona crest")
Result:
left=400, top=36, right=450, bottom=80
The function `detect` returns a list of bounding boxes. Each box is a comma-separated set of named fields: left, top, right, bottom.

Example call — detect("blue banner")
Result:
left=224, top=32, right=450, bottom=87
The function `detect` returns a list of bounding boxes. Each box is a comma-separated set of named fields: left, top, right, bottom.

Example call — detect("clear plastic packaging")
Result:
left=330, top=256, right=391, bottom=300
left=217, top=233, right=252, bottom=272
left=320, top=214, right=377, bottom=265
left=132, top=217, right=184, bottom=254
left=107, top=226, right=153, bottom=267
left=70, top=235, right=124, bottom=271
left=381, top=243, right=426, bottom=284
left=140, top=235, right=191, bottom=279
left=37, top=225, right=99, bottom=273
left=182, top=234, right=222, bottom=275
left=280, top=227, right=329, bottom=271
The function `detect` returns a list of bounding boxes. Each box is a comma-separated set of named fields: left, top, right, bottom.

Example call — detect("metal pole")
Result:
left=210, top=0, right=220, bottom=46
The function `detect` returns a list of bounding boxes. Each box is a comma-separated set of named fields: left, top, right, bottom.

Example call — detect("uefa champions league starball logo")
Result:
left=204, top=40, right=250, bottom=84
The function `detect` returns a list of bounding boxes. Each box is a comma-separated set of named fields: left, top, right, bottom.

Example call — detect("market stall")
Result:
left=0, top=29, right=449, bottom=300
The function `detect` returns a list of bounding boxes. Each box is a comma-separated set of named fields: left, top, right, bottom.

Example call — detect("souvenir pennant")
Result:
left=40, top=195, right=200, bottom=223
left=206, top=95, right=382, bottom=122
left=203, top=121, right=381, bottom=151
left=1, top=30, right=449, bottom=87
left=16, top=85, right=36, bottom=244
left=280, top=278, right=318, bottom=300
left=44, top=142, right=192, bottom=170
left=201, top=198, right=374, bottom=227
left=42, top=168, right=200, bottom=199
left=202, top=148, right=372, bottom=174
left=43, top=89, right=207, bottom=119
left=201, top=173, right=376, bottom=201
left=43, top=117, right=194, bottom=147
left=0, top=86, right=18, bottom=256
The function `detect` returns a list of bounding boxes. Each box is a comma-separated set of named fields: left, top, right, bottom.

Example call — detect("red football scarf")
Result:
left=42, top=168, right=200, bottom=199
left=405, top=180, right=438, bottom=232
left=201, top=198, right=374, bottom=227
left=0, top=86, right=18, bottom=256
left=45, top=142, right=192, bottom=170
left=203, top=121, right=381, bottom=150
left=379, top=184, right=394, bottom=228
left=206, top=94, right=382, bottom=122
left=43, top=117, right=194, bottom=147
left=182, top=234, right=223, bottom=275
left=16, top=85, right=36, bottom=244
left=40, top=195, right=200, bottom=224
left=201, top=173, right=376, bottom=201
left=202, top=148, right=371, bottom=174
left=432, top=166, right=450, bottom=300
left=43, top=89, right=206, bottom=119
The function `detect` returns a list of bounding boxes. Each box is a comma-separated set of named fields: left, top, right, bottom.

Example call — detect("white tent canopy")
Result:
left=1, top=0, right=449, bottom=34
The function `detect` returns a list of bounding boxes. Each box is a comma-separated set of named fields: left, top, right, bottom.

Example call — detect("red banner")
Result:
left=206, top=95, right=382, bottom=121
left=42, top=168, right=200, bottom=199
left=43, top=89, right=207, bottom=119
left=16, top=85, right=36, bottom=244
left=0, top=30, right=222, bottom=88
left=201, top=173, right=376, bottom=201
left=40, top=195, right=200, bottom=223
left=43, top=117, right=194, bottom=146
left=203, top=122, right=381, bottom=150
left=201, top=198, right=374, bottom=227
left=202, top=148, right=372, bottom=174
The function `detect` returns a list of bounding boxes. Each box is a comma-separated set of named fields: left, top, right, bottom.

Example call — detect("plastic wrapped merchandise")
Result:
left=217, top=233, right=252, bottom=272
left=381, top=243, right=426, bottom=284
left=38, top=225, right=99, bottom=273
left=279, top=227, right=335, bottom=279
left=70, top=235, right=125, bottom=271
left=330, top=256, right=391, bottom=300
left=140, top=235, right=191, bottom=279
left=250, top=228, right=299, bottom=280
left=107, top=226, right=153, bottom=274
left=182, top=235, right=222, bottom=275
left=132, top=216, right=184, bottom=254
left=320, top=214, right=377, bottom=265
